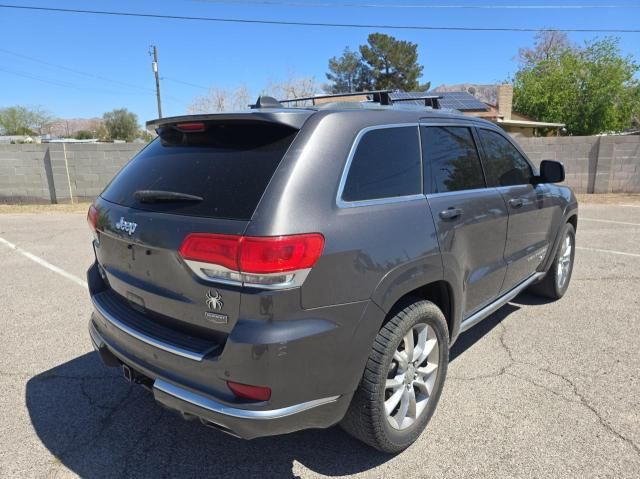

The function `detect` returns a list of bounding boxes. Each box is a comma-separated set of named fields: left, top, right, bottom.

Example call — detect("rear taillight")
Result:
left=240, top=234, right=325, bottom=274
left=87, top=205, right=98, bottom=233
left=179, top=234, right=240, bottom=271
left=227, top=381, right=271, bottom=401
left=178, top=233, right=324, bottom=288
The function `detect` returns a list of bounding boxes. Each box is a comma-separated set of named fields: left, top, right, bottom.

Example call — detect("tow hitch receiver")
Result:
left=121, top=364, right=153, bottom=391
left=122, top=364, right=134, bottom=382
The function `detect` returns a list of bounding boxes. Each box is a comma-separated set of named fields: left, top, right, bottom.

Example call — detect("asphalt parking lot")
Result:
left=1, top=200, right=639, bottom=478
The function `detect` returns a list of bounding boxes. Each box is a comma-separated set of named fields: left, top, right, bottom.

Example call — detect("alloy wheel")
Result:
left=556, top=233, right=573, bottom=290
left=384, top=323, right=440, bottom=430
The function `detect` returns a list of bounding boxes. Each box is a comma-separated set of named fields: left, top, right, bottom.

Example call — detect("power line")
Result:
left=0, top=47, right=188, bottom=108
left=0, top=47, right=155, bottom=93
left=0, top=3, right=639, bottom=33
left=196, top=0, right=640, bottom=9
left=163, top=77, right=211, bottom=90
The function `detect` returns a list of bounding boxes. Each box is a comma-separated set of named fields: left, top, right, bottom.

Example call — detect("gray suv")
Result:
left=87, top=96, right=577, bottom=453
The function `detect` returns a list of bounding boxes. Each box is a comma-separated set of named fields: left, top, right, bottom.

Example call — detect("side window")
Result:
left=478, top=129, right=533, bottom=187
left=341, top=126, right=421, bottom=202
left=421, top=126, right=485, bottom=193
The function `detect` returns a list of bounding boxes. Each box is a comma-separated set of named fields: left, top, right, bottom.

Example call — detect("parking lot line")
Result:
left=580, top=218, right=640, bottom=227
left=577, top=246, right=640, bottom=258
left=0, top=236, right=88, bottom=288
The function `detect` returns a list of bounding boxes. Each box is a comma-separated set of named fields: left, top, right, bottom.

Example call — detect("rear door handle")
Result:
left=439, top=207, right=463, bottom=220
left=509, top=198, right=524, bottom=209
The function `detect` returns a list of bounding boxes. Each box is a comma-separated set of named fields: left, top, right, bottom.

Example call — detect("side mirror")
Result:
left=537, top=160, right=565, bottom=184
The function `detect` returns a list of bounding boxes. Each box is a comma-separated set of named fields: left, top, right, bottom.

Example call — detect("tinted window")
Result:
left=421, top=126, right=485, bottom=193
left=101, top=122, right=297, bottom=220
left=478, top=129, right=533, bottom=187
left=342, top=126, right=421, bottom=202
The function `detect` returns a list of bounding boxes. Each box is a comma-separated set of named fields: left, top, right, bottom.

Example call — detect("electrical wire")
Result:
left=0, top=48, right=189, bottom=107
left=0, top=48, right=156, bottom=93
left=163, top=77, right=211, bottom=90
left=195, top=0, right=640, bottom=9
left=0, top=4, right=638, bottom=33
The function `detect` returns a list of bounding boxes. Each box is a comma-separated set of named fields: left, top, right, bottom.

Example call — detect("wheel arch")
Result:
left=382, top=280, right=455, bottom=341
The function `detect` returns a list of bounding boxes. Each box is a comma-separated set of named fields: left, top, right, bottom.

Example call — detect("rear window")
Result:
left=101, top=122, right=297, bottom=219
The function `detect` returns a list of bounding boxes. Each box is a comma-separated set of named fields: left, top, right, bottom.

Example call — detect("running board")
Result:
left=459, top=272, right=545, bottom=333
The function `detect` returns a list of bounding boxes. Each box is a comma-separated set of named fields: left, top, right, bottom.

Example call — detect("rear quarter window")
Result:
left=101, top=122, right=297, bottom=220
left=341, top=126, right=422, bottom=203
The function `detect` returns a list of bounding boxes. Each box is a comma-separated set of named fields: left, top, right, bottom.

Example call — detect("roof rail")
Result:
left=278, top=90, right=394, bottom=106
left=248, top=90, right=442, bottom=110
left=391, top=95, right=442, bottom=109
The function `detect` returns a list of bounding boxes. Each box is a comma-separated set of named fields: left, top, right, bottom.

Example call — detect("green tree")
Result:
left=325, top=47, right=372, bottom=93
left=359, top=33, right=424, bottom=91
left=74, top=130, right=94, bottom=140
left=0, top=105, right=54, bottom=135
left=513, top=37, right=640, bottom=135
left=102, top=108, right=139, bottom=142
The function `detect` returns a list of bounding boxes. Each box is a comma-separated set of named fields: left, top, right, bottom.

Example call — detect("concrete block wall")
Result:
left=0, top=143, right=143, bottom=203
left=0, top=136, right=639, bottom=203
left=517, top=136, right=600, bottom=193
left=517, top=135, right=640, bottom=194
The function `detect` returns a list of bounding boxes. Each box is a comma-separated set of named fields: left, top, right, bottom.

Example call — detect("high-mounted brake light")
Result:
left=227, top=381, right=271, bottom=401
left=174, top=122, right=206, bottom=132
left=87, top=205, right=98, bottom=233
left=178, top=233, right=325, bottom=288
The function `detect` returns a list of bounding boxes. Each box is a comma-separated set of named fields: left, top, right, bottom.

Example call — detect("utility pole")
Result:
left=149, top=45, right=163, bottom=118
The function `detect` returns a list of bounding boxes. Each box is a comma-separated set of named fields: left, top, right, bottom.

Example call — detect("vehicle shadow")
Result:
left=26, top=353, right=388, bottom=479
left=26, top=292, right=546, bottom=478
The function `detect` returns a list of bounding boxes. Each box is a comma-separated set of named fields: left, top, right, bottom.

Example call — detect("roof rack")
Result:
left=391, top=95, right=442, bottom=109
left=278, top=90, right=394, bottom=106
left=249, top=90, right=442, bottom=110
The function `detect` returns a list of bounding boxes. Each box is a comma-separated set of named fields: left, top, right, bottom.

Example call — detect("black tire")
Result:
left=340, top=299, right=449, bottom=453
left=529, top=222, right=576, bottom=300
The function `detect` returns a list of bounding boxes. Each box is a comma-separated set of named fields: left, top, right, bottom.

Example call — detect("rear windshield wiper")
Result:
left=134, top=190, right=204, bottom=203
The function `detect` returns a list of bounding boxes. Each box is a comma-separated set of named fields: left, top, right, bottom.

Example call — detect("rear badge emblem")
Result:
left=205, top=290, right=227, bottom=324
left=115, top=217, right=137, bottom=235
left=206, top=290, right=224, bottom=311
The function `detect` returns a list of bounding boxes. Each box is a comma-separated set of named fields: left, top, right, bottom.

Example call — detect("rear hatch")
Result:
left=90, top=118, right=301, bottom=344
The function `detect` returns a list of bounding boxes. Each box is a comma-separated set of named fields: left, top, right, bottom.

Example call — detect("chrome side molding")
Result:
left=460, top=272, right=545, bottom=333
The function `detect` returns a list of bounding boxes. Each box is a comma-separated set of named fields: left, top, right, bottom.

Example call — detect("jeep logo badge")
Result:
left=115, top=217, right=137, bottom=235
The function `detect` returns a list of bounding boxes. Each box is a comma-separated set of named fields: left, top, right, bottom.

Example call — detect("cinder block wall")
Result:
left=0, top=136, right=639, bottom=203
left=0, top=143, right=143, bottom=203
left=518, top=135, right=640, bottom=193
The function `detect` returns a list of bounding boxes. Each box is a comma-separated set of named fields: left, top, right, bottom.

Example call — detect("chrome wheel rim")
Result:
left=384, top=323, right=439, bottom=430
left=556, top=233, right=573, bottom=290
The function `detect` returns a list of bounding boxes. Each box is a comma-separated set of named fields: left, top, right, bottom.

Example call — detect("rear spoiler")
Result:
left=146, top=111, right=313, bottom=131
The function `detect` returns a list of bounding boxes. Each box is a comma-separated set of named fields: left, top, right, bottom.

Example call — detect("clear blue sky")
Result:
left=1, top=1, right=639, bottom=124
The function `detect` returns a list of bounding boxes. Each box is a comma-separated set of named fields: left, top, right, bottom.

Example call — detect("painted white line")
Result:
left=581, top=218, right=640, bottom=227
left=577, top=246, right=640, bottom=259
left=621, top=204, right=640, bottom=208
left=0, top=236, right=88, bottom=288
